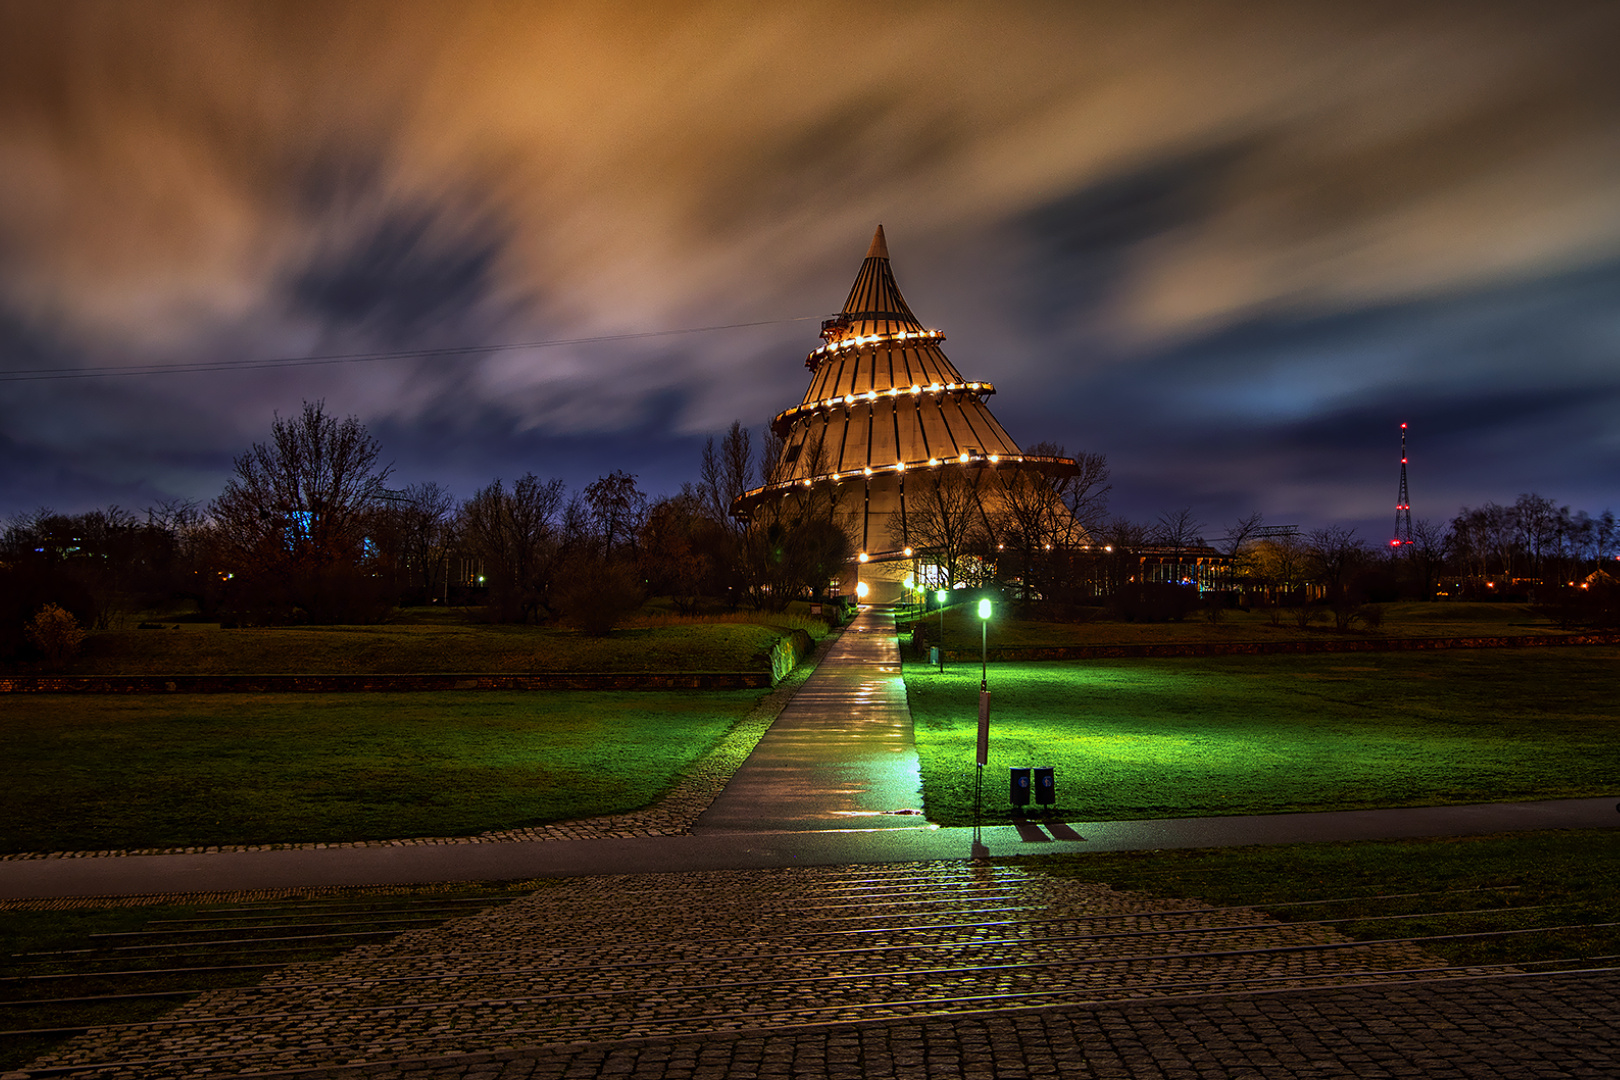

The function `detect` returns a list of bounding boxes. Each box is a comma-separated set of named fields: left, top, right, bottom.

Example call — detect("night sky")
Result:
left=3, top=1, right=1618, bottom=542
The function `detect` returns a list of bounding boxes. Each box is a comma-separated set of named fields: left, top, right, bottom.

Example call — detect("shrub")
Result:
left=1358, top=604, right=1386, bottom=632
left=552, top=557, right=646, bottom=636
left=26, top=603, right=86, bottom=666
left=1111, top=583, right=1199, bottom=622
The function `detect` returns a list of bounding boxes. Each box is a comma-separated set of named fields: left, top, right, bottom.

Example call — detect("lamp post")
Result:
left=977, top=597, right=991, bottom=691
left=973, top=597, right=993, bottom=823
left=937, top=589, right=947, bottom=673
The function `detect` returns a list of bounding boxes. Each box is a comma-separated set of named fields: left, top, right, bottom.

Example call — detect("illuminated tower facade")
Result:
left=732, top=226, right=1081, bottom=602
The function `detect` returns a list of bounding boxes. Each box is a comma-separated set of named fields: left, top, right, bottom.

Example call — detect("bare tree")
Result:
left=1409, top=517, right=1450, bottom=600
left=1305, top=524, right=1369, bottom=630
left=986, top=466, right=1070, bottom=605
left=758, top=425, right=785, bottom=488
left=388, top=482, right=456, bottom=601
left=1594, top=510, right=1618, bottom=566
left=1151, top=508, right=1205, bottom=554
left=1514, top=492, right=1561, bottom=582
left=700, top=421, right=754, bottom=532
left=210, top=401, right=391, bottom=622
left=1040, top=446, right=1110, bottom=543
left=892, top=466, right=989, bottom=590
left=1216, top=511, right=1266, bottom=592
left=583, top=470, right=648, bottom=560
left=1091, top=516, right=1149, bottom=598
left=459, top=473, right=566, bottom=623
left=1251, top=532, right=1307, bottom=624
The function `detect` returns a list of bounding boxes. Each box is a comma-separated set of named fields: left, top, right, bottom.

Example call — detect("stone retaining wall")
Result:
left=942, top=630, right=1620, bottom=663
left=0, top=671, right=774, bottom=693
left=767, top=628, right=815, bottom=682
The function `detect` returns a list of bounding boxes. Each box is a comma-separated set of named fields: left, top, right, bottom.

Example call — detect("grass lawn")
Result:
left=906, top=647, right=1620, bottom=825
left=0, top=691, right=759, bottom=853
left=1026, top=828, right=1620, bottom=970
left=904, top=600, right=1573, bottom=653
left=34, top=619, right=807, bottom=677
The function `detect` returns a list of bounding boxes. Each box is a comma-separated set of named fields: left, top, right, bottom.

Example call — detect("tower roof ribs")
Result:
left=733, top=226, right=1080, bottom=526
left=838, top=225, right=924, bottom=337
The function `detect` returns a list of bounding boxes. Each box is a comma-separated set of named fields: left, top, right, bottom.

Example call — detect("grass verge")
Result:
left=17, top=619, right=815, bottom=678
left=907, top=648, right=1620, bottom=825
left=905, top=600, right=1573, bottom=653
left=1, top=691, right=759, bottom=853
left=1022, top=828, right=1620, bottom=970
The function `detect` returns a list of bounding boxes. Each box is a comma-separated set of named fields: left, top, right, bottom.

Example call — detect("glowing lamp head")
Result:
left=937, top=590, right=947, bottom=603
left=857, top=551, right=869, bottom=563
left=856, top=581, right=869, bottom=599
left=903, top=546, right=914, bottom=557
left=977, top=598, right=992, bottom=620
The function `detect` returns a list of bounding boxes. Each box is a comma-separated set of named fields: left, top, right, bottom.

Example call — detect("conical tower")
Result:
left=733, top=227, right=1082, bottom=602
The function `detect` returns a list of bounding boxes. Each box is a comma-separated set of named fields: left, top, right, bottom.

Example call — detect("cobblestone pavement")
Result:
left=219, top=972, right=1620, bottom=1079
left=19, top=859, right=1593, bottom=1079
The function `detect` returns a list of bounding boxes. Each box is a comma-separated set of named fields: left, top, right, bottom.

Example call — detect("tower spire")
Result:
left=1391, top=422, right=1412, bottom=549
left=866, top=224, right=889, bottom=260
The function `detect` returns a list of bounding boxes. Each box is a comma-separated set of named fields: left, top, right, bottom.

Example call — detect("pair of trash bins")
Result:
left=1009, top=766, right=1055, bottom=809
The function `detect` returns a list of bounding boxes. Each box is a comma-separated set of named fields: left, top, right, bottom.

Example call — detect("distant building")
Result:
left=732, top=227, right=1082, bottom=603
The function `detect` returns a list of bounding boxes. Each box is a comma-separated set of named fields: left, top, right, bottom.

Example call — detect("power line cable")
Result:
left=0, top=316, right=822, bottom=384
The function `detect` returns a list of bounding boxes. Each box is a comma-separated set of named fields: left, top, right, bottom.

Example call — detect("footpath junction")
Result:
left=3, top=608, right=1618, bottom=1079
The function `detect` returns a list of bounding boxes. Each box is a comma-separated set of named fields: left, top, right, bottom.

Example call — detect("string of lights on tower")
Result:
left=1391, top=422, right=1412, bottom=549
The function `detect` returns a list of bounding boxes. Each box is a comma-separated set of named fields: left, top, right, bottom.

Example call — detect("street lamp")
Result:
left=937, top=589, right=947, bottom=673
left=973, top=596, right=993, bottom=821
left=977, top=597, right=992, bottom=691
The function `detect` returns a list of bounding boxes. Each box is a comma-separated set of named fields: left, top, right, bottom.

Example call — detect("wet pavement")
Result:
left=693, top=608, right=924, bottom=832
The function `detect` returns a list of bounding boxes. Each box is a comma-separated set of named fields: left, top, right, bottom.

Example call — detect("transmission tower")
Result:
left=1390, top=422, right=1412, bottom=549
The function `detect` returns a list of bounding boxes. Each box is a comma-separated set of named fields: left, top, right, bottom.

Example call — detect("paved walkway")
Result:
left=693, top=608, right=924, bottom=831
left=6, top=609, right=1620, bottom=1078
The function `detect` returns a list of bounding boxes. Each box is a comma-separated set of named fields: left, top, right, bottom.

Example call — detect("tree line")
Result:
left=6, top=401, right=1616, bottom=657
left=0, top=404, right=852, bottom=652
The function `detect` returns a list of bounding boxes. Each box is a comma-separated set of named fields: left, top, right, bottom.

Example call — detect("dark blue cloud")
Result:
left=288, top=205, right=508, bottom=342
left=1008, top=256, right=1620, bottom=535
left=1016, top=141, right=1254, bottom=330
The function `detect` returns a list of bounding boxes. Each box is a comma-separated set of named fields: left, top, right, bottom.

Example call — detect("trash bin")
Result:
left=1033, top=766, right=1055, bottom=807
left=1009, top=767, right=1031, bottom=808
left=929, top=646, right=940, bottom=666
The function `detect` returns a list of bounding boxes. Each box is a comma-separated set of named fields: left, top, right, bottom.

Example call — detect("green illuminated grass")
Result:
left=45, top=618, right=801, bottom=677
left=1024, top=829, right=1620, bottom=970
left=903, top=600, right=1572, bottom=653
left=906, top=648, right=1620, bottom=824
left=0, top=692, right=757, bottom=853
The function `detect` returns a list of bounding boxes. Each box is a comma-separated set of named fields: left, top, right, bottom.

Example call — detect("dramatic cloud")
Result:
left=2, top=0, right=1618, bottom=535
